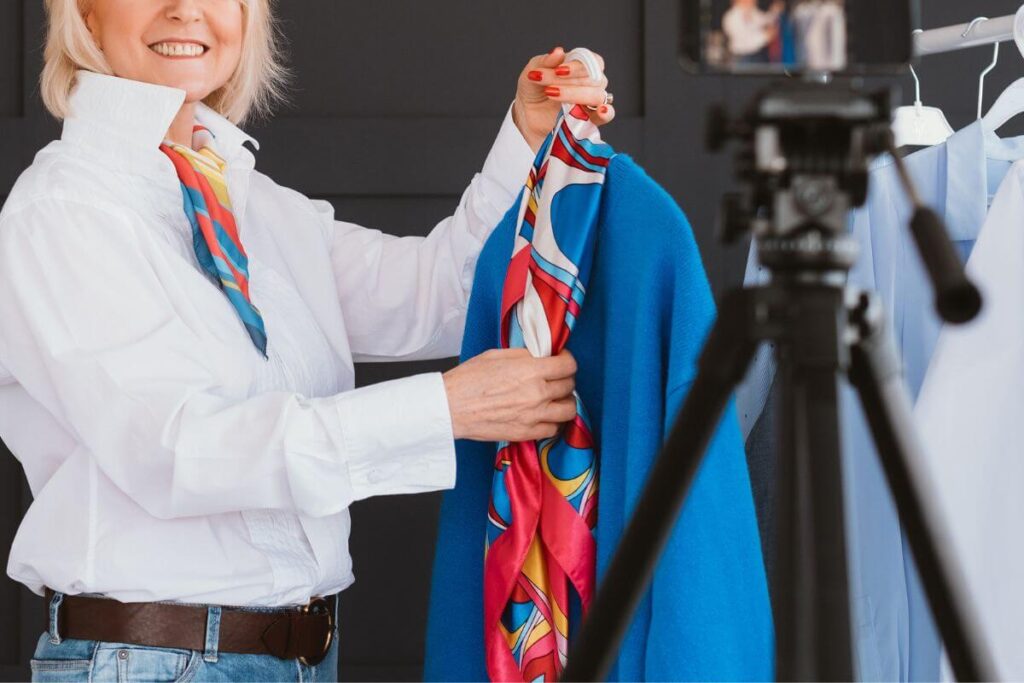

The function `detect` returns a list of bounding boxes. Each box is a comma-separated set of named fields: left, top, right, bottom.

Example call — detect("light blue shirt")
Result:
left=736, top=120, right=1024, bottom=681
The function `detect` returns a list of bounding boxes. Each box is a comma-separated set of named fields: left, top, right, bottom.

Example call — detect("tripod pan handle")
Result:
left=909, top=207, right=982, bottom=324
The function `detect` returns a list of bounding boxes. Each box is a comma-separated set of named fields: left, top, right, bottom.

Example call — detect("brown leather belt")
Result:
left=44, top=588, right=337, bottom=665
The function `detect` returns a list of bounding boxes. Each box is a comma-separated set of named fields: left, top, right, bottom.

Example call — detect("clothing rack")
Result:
left=914, top=12, right=1017, bottom=57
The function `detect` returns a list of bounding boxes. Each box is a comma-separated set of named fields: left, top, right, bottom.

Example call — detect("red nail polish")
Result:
left=600, top=105, right=608, bottom=113
left=528, top=70, right=543, bottom=81
left=544, top=86, right=561, bottom=97
left=555, top=65, right=571, bottom=76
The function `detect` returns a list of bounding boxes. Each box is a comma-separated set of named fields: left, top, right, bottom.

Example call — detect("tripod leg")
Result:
left=561, top=288, right=761, bottom=683
left=773, top=286, right=853, bottom=681
left=847, top=293, right=996, bottom=681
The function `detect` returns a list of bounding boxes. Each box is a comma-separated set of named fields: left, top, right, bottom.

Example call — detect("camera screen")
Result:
left=682, top=0, right=915, bottom=74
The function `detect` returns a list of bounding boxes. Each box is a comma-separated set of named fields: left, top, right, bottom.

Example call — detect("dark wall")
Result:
left=1, top=1, right=1022, bottom=680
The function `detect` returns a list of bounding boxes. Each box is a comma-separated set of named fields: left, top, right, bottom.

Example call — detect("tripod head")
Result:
left=709, top=79, right=982, bottom=322
left=710, top=80, right=891, bottom=276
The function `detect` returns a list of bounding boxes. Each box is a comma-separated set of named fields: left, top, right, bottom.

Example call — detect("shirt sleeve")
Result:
left=0, top=196, right=457, bottom=521
left=322, top=99, right=536, bottom=363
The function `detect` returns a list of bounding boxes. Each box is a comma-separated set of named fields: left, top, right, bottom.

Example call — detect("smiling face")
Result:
left=83, top=0, right=245, bottom=103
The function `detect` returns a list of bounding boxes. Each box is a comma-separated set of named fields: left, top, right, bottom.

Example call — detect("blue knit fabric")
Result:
left=423, top=153, right=774, bottom=682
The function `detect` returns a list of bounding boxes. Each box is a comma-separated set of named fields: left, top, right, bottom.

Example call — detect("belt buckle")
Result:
left=297, top=596, right=334, bottom=666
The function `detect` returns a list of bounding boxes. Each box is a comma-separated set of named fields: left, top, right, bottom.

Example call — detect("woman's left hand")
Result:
left=512, top=46, right=615, bottom=154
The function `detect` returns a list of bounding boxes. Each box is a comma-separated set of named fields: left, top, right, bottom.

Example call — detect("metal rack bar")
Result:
left=913, top=13, right=1016, bottom=57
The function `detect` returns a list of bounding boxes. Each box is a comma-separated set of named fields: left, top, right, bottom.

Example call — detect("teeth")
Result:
left=150, top=42, right=205, bottom=57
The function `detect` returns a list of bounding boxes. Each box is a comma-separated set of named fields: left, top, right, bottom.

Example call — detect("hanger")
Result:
left=982, top=5, right=1024, bottom=131
left=891, top=29, right=954, bottom=147
left=971, top=18, right=1000, bottom=119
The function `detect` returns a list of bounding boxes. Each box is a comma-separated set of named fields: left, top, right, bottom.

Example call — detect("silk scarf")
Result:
left=484, top=103, right=616, bottom=682
left=159, top=125, right=269, bottom=358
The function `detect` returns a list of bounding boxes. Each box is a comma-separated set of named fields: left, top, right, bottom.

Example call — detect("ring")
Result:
left=586, top=91, right=614, bottom=111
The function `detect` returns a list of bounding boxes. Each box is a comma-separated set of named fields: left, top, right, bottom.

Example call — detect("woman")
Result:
left=722, top=0, right=784, bottom=64
left=0, top=0, right=615, bottom=680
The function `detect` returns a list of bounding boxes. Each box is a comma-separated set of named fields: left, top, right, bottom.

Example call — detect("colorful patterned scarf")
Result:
left=159, top=125, right=268, bottom=358
left=484, top=103, right=616, bottom=682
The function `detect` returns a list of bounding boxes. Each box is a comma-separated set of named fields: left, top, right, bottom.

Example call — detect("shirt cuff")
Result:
left=334, top=372, right=457, bottom=502
left=479, top=99, right=538, bottom=202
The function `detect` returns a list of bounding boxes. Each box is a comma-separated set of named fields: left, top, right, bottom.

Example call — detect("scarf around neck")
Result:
left=159, top=125, right=268, bottom=358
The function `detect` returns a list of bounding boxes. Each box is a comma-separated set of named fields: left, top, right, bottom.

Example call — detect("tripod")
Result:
left=562, top=82, right=995, bottom=681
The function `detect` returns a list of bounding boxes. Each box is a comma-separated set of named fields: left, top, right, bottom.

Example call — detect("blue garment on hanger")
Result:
left=781, top=10, right=797, bottom=66
left=737, top=120, right=1024, bottom=681
left=424, top=153, right=774, bottom=682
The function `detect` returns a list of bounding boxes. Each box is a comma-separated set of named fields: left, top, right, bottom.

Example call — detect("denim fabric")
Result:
left=31, top=593, right=340, bottom=682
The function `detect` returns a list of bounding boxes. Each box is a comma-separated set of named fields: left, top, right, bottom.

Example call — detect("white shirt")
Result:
left=915, top=160, right=1024, bottom=680
left=793, top=1, right=846, bottom=72
left=0, top=70, right=535, bottom=606
left=722, top=5, right=776, bottom=56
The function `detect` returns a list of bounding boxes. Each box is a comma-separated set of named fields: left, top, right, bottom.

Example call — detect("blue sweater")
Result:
left=424, top=153, right=773, bottom=681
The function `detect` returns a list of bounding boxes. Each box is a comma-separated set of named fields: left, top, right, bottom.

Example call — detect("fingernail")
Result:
left=528, top=70, right=543, bottom=81
left=600, top=105, right=608, bottom=113
left=555, top=65, right=571, bottom=76
left=544, top=86, right=561, bottom=97
left=550, top=46, right=563, bottom=55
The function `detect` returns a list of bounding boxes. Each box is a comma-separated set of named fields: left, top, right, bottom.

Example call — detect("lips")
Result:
left=149, top=40, right=209, bottom=58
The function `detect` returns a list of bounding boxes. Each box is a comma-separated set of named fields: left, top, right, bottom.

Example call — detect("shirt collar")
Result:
left=195, top=100, right=261, bottom=154
left=944, top=119, right=1024, bottom=241
left=61, top=70, right=259, bottom=177
left=943, top=120, right=988, bottom=242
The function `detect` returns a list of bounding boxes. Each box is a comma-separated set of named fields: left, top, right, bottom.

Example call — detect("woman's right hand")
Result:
left=442, top=348, right=578, bottom=442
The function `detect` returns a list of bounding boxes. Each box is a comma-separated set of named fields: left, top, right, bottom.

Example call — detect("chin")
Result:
left=141, top=66, right=219, bottom=100
left=183, top=85, right=219, bottom=104
left=155, top=77, right=217, bottom=102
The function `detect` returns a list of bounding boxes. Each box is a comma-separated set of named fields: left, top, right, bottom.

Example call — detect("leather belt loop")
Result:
left=47, top=591, right=64, bottom=645
left=203, top=606, right=222, bottom=663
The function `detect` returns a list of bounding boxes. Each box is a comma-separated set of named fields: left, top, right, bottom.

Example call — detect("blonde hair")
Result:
left=40, top=0, right=290, bottom=124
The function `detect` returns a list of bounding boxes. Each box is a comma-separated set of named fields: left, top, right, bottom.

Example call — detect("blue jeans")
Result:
left=31, top=592, right=340, bottom=682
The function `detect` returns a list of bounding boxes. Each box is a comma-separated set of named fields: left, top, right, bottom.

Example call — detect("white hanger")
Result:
left=975, top=23, right=1001, bottom=119
left=891, top=30, right=954, bottom=147
left=982, top=5, right=1024, bottom=131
